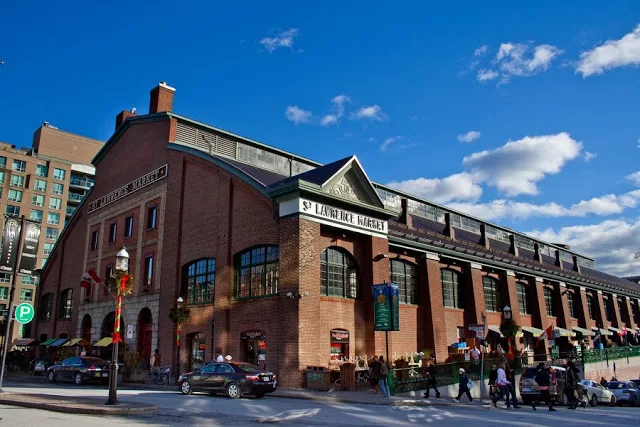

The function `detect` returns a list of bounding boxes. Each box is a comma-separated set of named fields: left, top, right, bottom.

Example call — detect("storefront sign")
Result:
left=330, top=330, right=349, bottom=342
left=0, top=217, right=21, bottom=272
left=280, top=197, right=387, bottom=237
left=241, top=330, right=266, bottom=340
left=18, top=221, right=41, bottom=276
left=372, top=283, right=400, bottom=331
left=87, top=164, right=168, bottom=213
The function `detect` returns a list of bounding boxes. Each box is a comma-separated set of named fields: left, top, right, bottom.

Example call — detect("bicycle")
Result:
left=143, top=365, right=171, bottom=385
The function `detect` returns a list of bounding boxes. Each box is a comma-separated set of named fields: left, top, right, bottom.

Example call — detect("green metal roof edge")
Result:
left=388, top=235, right=640, bottom=299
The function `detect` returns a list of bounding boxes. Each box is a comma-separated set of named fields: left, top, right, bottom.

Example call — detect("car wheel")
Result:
left=180, top=380, right=193, bottom=395
left=226, top=382, right=241, bottom=399
left=48, top=371, right=56, bottom=382
left=609, top=395, right=616, bottom=407
left=74, top=372, right=84, bottom=385
left=590, top=394, right=598, bottom=407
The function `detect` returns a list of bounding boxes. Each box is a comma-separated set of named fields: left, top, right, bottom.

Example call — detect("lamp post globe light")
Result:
left=106, top=247, right=130, bottom=406
left=503, top=305, right=512, bottom=320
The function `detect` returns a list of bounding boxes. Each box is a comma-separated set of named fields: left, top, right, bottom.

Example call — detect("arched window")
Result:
left=516, top=282, right=530, bottom=315
left=38, top=293, right=53, bottom=321
left=390, top=259, right=417, bottom=304
left=59, top=289, right=73, bottom=319
left=235, top=246, right=279, bottom=298
left=544, top=287, right=556, bottom=317
left=320, top=247, right=359, bottom=299
left=586, top=294, right=595, bottom=320
left=482, top=276, right=500, bottom=312
left=183, top=258, right=216, bottom=305
left=441, top=269, right=463, bottom=308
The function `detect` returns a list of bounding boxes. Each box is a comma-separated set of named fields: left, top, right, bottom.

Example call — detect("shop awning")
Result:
left=93, top=337, right=113, bottom=347
left=608, top=326, right=621, bottom=333
left=554, top=327, right=576, bottom=337
left=487, top=325, right=504, bottom=337
left=62, top=338, right=87, bottom=347
left=572, top=326, right=595, bottom=337
left=13, top=338, right=36, bottom=346
left=591, top=327, right=613, bottom=336
left=521, top=326, right=544, bottom=337
left=40, top=338, right=57, bottom=346
left=49, top=338, right=69, bottom=347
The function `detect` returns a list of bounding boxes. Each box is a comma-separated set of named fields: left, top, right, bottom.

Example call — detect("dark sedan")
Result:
left=47, top=356, right=110, bottom=385
left=606, top=381, right=640, bottom=406
left=178, top=362, right=277, bottom=398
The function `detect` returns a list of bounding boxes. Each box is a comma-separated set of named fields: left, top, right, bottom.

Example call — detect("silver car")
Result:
left=580, top=380, right=616, bottom=407
left=605, top=381, right=639, bottom=406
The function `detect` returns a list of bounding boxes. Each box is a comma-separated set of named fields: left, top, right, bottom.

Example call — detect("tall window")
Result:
left=59, top=289, right=73, bottom=319
left=36, top=164, right=48, bottom=177
left=109, top=222, right=117, bottom=243
left=125, top=216, right=134, bottom=238
left=236, top=246, right=280, bottom=298
left=390, top=259, right=417, bottom=304
left=0, top=171, right=4, bottom=184
left=47, top=212, right=60, bottom=225
left=6, top=205, right=20, bottom=217
left=516, top=282, right=530, bottom=314
left=482, top=276, right=501, bottom=312
left=49, top=197, right=62, bottom=210
left=8, top=189, right=22, bottom=202
left=43, top=242, right=54, bottom=256
left=34, top=179, right=47, bottom=192
left=320, top=247, right=359, bottom=299
left=0, top=157, right=6, bottom=168
left=45, top=227, right=58, bottom=240
left=10, top=175, right=24, bottom=187
left=91, top=230, right=99, bottom=250
left=51, top=183, right=63, bottom=195
left=441, top=269, right=463, bottom=308
left=0, top=287, right=8, bottom=300
left=544, top=287, right=556, bottom=317
left=184, top=258, right=216, bottom=304
left=143, top=255, right=154, bottom=289
left=567, top=291, right=577, bottom=319
left=53, top=168, right=66, bottom=181
left=12, top=160, right=26, bottom=172
left=586, top=295, right=595, bottom=320
left=147, top=206, right=157, bottom=229
left=604, top=297, right=614, bottom=322
left=19, top=289, right=33, bottom=302
left=39, top=293, right=53, bottom=321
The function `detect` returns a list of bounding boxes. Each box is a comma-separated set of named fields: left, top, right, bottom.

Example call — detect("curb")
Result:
left=0, top=396, right=158, bottom=415
left=269, top=393, right=465, bottom=407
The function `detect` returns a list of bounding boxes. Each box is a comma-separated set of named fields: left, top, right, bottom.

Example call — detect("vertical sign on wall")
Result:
left=389, top=283, right=400, bottom=332
left=18, top=221, right=41, bottom=275
left=373, top=283, right=391, bottom=331
left=0, top=217, right=22, bottom=272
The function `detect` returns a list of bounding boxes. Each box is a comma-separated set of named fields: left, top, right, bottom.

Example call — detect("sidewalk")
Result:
left=0, top=392, right=158, bottom=415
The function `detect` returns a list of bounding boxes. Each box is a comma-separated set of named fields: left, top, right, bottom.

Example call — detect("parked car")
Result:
left=178, top=362, right=277, bottom=398
left=580, top=380, right=616, bottom=407
left=47, top=356, right=110, bottom=385
left=519, top=366, right=567, bottom=405
left=605, top=381, right=640, bottom=406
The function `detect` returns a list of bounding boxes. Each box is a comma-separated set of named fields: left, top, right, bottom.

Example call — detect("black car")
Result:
left=47, top=356, right=110, bottom=385
left=178, top=362, right=276, bottom=398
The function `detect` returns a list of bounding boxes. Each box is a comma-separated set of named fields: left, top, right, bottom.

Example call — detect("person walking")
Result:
left=423, top=359, right=441, bottom=398
left=454, top=368, right=473, bottom=403
left=488, top=364, right=498, bottom=400
left=505, top=362, right=520, bottom=408
left=564, top=360, right=582, bottom=409
left=492, top=362, right=518, bottom=408
left=600, top=376, right=608, bottom=387
left=532, top=363, right=556, bottom=411
left=378, top=356, right=390, bottom=398
left=369, top=356, right=381, bottom=394
left=216, top=351, right=224, bottom=363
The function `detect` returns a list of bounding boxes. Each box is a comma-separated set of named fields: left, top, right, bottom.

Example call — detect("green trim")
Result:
left=233, top=245, right=280, bottom=300
left=388, top=236, right=640, bottom=299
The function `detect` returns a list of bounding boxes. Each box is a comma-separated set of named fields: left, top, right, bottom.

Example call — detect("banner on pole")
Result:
left=389, top=283, right=400, bottom=331
left=0, top=217, right=21, bottom=272
left=18, top=221, right=41, bottom=276
left=372, top=283, right=400, bottom=331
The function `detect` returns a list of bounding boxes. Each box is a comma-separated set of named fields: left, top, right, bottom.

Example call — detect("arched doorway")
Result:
left=101, top=311, right=125, bottom=339
left=137, top=308, right=153, bottom=368
left=81, top=314, right=92, bottom=342
left=188, top=332, right=205, bottom=371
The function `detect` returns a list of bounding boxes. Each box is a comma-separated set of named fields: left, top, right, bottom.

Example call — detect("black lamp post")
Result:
left=106, top=247, right=129, bottom=406
left=176, top=296, right=183, bottom=378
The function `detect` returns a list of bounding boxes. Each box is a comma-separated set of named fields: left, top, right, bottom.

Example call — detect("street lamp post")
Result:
left=176, top=296, right=183, bottom=378
left=503, top=305, right=512, bottom=320
left=106, top=247, right=129, bottom=406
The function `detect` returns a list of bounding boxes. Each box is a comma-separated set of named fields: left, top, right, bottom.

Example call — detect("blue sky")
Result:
left=1, top=1, right=640, bottom=275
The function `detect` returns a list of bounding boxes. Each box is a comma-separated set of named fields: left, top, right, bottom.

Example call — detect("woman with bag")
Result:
left=453, top=368, right=473, bottom=403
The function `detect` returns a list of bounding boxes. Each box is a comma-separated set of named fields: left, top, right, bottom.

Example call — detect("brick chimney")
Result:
left=479, top=223, right=490, bottom=249
left=444, top=213, right=456, bottom=240
left=509, top=234, right=519, bottom=257
left=149, top=81, right=176, bottom=114
left=400, top=199, right=413, bottom=228
left=115, top=109, right=138, bottom=130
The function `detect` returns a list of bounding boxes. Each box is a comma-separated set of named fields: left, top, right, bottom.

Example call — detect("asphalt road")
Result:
left=2, top=381, right=639, bottom=426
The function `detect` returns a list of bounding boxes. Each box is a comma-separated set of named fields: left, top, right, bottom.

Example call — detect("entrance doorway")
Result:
left=189, top=332, right=205, bottom=371
left=137, top=308, right=153, bottom=368
left=330, top=329, right=349, bottom=361
left=81, top=314, right=92, bottom=343
left=241, top=330, right=266, bottom=369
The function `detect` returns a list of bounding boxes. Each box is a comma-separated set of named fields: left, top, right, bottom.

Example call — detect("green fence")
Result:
left=583, top=346, right=640, bottom=364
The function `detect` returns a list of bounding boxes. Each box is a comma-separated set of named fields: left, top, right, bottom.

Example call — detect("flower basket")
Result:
left=169, top=306, right=191, bottom=323
left=105, top=271, right=135, bottom=296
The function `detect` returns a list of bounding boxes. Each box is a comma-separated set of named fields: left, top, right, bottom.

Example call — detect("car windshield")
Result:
left=233, top=363, right=262, bottom=372
left=607, top=382, right=626, bottom=389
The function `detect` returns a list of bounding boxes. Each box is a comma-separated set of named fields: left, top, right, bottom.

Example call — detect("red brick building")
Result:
left=35, top=83, right=640, bottom=387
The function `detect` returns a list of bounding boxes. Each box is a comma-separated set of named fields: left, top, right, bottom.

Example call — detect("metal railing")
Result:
left=583, top=345, right=640, bottom=364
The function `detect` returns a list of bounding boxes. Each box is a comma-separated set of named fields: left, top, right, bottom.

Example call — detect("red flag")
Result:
left=80, top=269, right=102, bottom=289
left=88, top=269, right=102, bottom=283
left=538, top=324, right=554, bottom=342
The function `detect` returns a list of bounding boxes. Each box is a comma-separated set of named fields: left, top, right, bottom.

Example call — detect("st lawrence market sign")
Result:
left=88, top=165, right=168, bottom=213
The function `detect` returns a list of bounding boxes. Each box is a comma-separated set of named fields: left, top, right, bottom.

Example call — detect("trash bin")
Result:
left=306, top=366, right=331, bottom=391
left=340, top=363, right=356, bottom=391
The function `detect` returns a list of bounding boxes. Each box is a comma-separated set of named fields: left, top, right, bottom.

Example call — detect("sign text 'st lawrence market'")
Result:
left=88, top=165, right=168, bottom=214
left=300, top=199, right=387, bottom=234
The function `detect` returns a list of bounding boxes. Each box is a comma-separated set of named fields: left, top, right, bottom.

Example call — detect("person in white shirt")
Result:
left=216, top=351, right=224, bottom=363
left=491, top=363, right=519, bottom=408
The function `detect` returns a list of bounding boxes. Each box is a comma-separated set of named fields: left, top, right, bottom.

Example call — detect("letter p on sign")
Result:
left=15, top=303, right=35, bottom=324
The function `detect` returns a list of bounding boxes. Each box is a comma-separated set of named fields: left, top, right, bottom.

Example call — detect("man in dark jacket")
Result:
left=423, top=360, right=440, bottom=398
left=564, top=360, right=580, bottom=409
left=454, top=368, right=473, bottom=403
left=532, top=363, right=556, bottom=411
left=488, top=365, right=498, bottom=400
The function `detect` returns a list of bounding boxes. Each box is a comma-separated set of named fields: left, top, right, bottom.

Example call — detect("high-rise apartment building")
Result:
left=0, top=123, right=103, bottom=342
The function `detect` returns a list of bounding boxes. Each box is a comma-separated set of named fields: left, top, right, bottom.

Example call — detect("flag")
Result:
left=80, top=269, right=101, bottom=288
left=538, top=324, right=554, bottom=342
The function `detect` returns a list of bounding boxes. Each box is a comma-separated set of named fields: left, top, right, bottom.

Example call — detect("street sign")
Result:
left=126, top=324, right=134, bottom=339
left=14, top=303, right=34, bottom=324
left=468, top=324, right=484, bottom=331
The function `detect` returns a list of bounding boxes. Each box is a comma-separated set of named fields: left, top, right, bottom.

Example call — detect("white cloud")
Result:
left=260, top=28, right=300, bottom=53
left=584, top=151, right=597, bottom=162
left=527, top=219, right=640, bottom=276
left=353, top=105, right=387, bottom=121
left=474, top=45, right=489, bottom=57
left=627, top=171, right=640, bottom=186
left=576, top=24, right=640, bottom=77
left=637, top=137, right=640, bottom=148
left=477, top=69, right=500, bottom=81
left=380, top=136, right=401, bottom=152
left=284, top=105, right=311, bottom=124
left=321, top=94, right=350, bottom=126
left=495, top=43, right=563, bottom=83
left=457, top=130, right=481, bottom=143
left=462, top=132, right=582, bottom=197
left=387, top=173, right=483, bottom=204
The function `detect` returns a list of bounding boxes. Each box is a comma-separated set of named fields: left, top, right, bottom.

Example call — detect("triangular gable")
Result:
left=320, top=156, right=384, bottom=209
